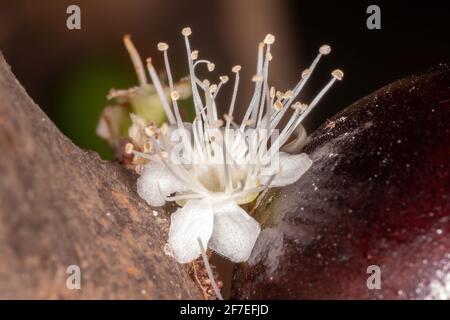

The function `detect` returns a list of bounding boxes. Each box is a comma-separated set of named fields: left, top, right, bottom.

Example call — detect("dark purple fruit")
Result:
left=232, top=64, right=450, bottom=299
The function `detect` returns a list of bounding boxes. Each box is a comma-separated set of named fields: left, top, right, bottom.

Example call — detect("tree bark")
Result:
left=0, top=54, right=201, bottom=299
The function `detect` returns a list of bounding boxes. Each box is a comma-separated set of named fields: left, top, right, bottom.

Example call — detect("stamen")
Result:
left=241, top=41, right=265, bottom=129
left=212, top=76, right=228, bottom=99
left=220, top=129, right=233, bottom=193
left=123, top=35, right=147, bottom=85
left=270, top=44, right=332, bottom=130
left=255, top=41, right=272, bottom=128
left=197, top=238, right=224, bottom=300
left=278, top=71, right=343, bottom=147
left=146, top=58, right=176, bottom=124
left=226, top=66, right=240, bottom=129
left=182, top=26, right=206, bottom=120
left=159, top=42, right=187, bottom=132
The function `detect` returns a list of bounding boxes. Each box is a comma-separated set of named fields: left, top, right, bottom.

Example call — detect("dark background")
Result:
left=0, top=0, right=449, bottom=158
left=289, top=1, right=450, bottom=128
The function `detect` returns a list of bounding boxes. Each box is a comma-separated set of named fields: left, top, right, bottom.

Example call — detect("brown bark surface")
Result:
left=0, top=54, right=201, bottom=299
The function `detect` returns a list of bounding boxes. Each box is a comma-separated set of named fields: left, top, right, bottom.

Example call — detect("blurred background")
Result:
left=0, top=0, right=448, bottom=159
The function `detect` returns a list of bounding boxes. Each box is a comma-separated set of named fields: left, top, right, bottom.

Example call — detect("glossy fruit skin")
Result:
left=231, top=65, right=450, bottom=299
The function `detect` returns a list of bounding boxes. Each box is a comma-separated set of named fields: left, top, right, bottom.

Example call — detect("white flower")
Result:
left=134, top=27, right=343, bottom=264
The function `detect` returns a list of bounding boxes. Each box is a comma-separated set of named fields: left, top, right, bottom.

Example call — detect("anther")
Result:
left=232, top=65, right=241, bottom=73
left=209, top=84, right=218, bottom=93
left=301, top=68, right=311, bottom=79
left=274, top=100, right=283, bottom=111
left=270, top=86, right=276, bottom=98
left=181, top=27, right=192, bottom=36
left=264, top=34, right=275, bottom=45
left=170, top=91, right=180, bottom=101
left=332, top=69, right=344, bottom=80
left=157, top=42, right=169, bottom=51
left=207, top=62, right=215, bottom=72
left=191, top=50, right=199, bottom=60
left=285, top=90, right=294, bottom=98
left=292, top=102, right=308, bottom=112
left=319, top=44, right=331, bottom=55
left=219, top=75, right=229, bottom=83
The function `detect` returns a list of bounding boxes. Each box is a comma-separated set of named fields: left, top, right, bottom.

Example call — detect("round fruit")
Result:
left=232, top=64, right=450, bottom=299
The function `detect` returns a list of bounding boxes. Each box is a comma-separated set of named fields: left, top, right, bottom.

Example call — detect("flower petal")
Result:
left=209, top=200, right=261, bottom=262
left=168, top=199, right=214, bottom=263
left=259, top=152, right=312, bottom=187
left=137, top=161, right=186, bottom=207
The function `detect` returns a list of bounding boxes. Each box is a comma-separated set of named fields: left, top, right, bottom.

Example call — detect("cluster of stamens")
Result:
left=124, top=27, right=343, bottom=201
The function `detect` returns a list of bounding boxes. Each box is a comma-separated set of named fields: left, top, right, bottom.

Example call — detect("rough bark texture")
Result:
left=0, top=54, right=201, bottom=299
